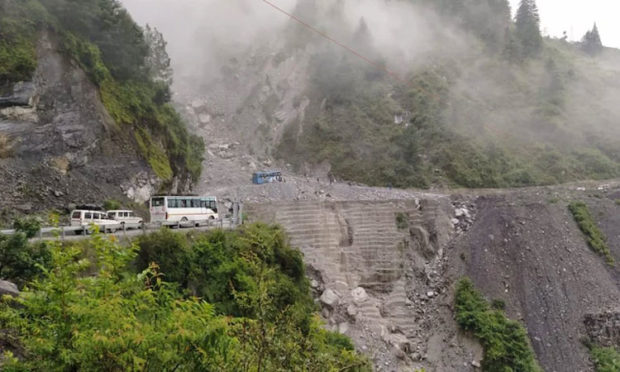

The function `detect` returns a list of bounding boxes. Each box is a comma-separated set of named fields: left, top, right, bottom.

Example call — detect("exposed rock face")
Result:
left=0, top=32, right=159, bottom=222
left=0, top=81, right=37, bottom=108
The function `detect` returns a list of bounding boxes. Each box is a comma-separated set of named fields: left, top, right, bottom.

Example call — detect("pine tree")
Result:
left=515, top=0, right=542, bottom=58
left=582, top=23, right=603, bottom=56
left=144, top=25, right=173, bottom=86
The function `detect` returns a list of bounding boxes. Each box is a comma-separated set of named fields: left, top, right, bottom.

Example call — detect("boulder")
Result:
left=351, top=287, right=369, bottom=304
left=320, top=288, right=339, bottom=308
left=0, top=81, right=37, bottom=108
left=0, top=280, right=19, bottom=297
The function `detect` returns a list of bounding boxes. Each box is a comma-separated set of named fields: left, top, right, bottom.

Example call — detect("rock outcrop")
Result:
left=0, top=32, right=159, bottom=222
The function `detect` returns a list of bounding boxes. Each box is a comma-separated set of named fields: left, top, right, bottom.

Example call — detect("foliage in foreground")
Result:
left=590, top=346, right=620, bottom=372
left=455, top=278, right=541, bottom=372
left=0, top=225, right=370, bottom=371
left=0, top=218, right=49, bottom=287
left=568, top=202, right=614, bottom=265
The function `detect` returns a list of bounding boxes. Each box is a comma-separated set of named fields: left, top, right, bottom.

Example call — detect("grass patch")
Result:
left=395, top=212, right=409, bottom=230
left=455, top=278, right=541, bottom=372
left=590, top=346, right=620, bottom=372
left=568, top=202, right=614, bottom=265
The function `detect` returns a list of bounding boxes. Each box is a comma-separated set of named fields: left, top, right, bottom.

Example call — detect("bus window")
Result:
left=72, top=211, right=81, bottom=219
left=191, top=199, right=199, bottom=208
left=152, top=197, right=165, bottom=207
left=85, top=212, right=92, bottom=219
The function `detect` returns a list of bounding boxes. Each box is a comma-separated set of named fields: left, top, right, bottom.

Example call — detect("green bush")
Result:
left=591, top=346, right=620, bottom=372
left=136, top=224, right=312, bottom=319
left=1, top=227, right=370, bottom=371
left=568, top=202, right=614, bottom=265
left=102, top=199, right=121, bottom=211
left=396, top=212, right=409, bottom=230
left=0, top=218, right=50, bottom=286
left=455, top=278, right=541, bottom=372
left=135, top=228, right=193, bottom=286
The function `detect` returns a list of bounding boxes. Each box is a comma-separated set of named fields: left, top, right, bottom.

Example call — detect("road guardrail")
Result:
left=0, top=217, right=239, bottom=241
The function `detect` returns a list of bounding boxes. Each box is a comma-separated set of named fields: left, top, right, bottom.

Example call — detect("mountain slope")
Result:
left=0, top=0, right=204, bottom=221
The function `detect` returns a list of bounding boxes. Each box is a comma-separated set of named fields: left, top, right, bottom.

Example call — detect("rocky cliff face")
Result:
left=0, top=32, right=159, bottom=222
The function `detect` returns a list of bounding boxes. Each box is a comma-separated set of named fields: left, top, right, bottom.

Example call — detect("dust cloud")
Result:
left=120, top=0, right=470, bottom=84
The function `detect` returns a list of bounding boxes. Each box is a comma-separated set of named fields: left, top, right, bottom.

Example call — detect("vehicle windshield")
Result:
left=151, top=197, right=165, bottom=207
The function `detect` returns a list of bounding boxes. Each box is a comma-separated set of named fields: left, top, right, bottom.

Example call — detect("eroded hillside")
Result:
left=247, top=181, right=620, bottom=371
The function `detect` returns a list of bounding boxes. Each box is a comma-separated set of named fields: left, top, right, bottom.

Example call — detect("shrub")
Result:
left=135, top=228, right=193, bottom=287
left=136, top=224, right=312, bottom=319
left=102, top=199, right=121, bottom=211
left=395, top=212, right=409, bottom=230
left=568, top=202, right=614, bottom=265
left=1, top=227, right=370, bottom=371
left=0, top=218, right=50, bottom=286
left=0, top=233, right=237, bottom=371
left=590, top=346, right=620, bottom=372
left=455, top=278, right=541, bottom=372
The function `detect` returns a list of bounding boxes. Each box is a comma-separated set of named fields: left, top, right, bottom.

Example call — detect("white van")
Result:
left=107, top=210, right=143, bottom=227
left=70, top=210, right=121, bottom=233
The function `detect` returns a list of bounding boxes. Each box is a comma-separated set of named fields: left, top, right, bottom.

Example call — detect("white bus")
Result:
left=149, top=196, right=218, bottom=225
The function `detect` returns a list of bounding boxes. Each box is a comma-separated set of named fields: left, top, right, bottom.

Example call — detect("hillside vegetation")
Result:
left=0, top=225, right=370, bottom=371
left=277, top=0, right=620, bottom=188
left=455, top=278, right=541, bottom=371
left=0, top=0, right=203, bottom=184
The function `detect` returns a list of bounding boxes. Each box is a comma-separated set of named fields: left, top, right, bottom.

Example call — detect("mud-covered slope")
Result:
left=0, top=33, right=158, bottom=222
left=247, top=181, right=620, bottom=371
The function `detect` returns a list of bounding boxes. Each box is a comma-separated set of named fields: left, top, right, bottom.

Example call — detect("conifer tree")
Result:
left=144, top=25, right=173, bottom=86
left=515, top=0, right=542, bottom=58
left=582, top=23, right=603, bottom=56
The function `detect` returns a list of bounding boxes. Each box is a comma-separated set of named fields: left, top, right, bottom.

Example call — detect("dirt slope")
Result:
left=448, top=190, right=620, bottom=371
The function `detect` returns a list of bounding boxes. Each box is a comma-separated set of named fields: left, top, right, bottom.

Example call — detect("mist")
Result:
left=121, top=0, right=474, bottom=85
left=121, top=0, right=297, bottom=83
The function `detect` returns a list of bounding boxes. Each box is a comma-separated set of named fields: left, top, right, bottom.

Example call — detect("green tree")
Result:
left=0, top=233, right=237, bottom=371
left=144, top=24, right=173, bottom=87
left=0, top=218, right=49, bottom=286
left=582, top=23, right=603, bottom=56
left=515, top=0, right=542, bottom=58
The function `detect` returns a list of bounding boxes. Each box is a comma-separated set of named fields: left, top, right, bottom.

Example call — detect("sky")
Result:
left=508, top=0, right=620, bottom=48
